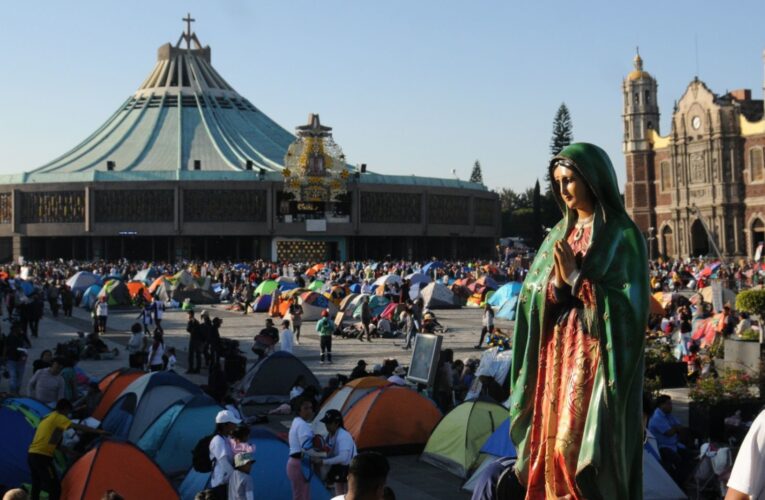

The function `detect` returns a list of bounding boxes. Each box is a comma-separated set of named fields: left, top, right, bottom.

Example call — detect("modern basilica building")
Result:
left=0, top=22, right=499, bottom=262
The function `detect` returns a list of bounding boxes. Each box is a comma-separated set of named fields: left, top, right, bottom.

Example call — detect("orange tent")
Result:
left=306, top=263, right=325, bottom=277
left=61, top=440, right=178, bottom=500
left=92, top=368, right=143, bottom=421
left=126, top=281, right=152, bottom=303
left=344, top=386, right=442, bottom=452
left=147, top=275, right=171, bottom=294
left=649, top=294, right=665, bottom=316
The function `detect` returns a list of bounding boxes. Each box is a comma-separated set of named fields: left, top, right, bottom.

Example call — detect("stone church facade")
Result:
left=623, top=52, right=765, bottom=260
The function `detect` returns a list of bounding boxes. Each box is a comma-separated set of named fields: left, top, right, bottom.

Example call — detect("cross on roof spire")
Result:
left=183, top=13, right=195, bottom=49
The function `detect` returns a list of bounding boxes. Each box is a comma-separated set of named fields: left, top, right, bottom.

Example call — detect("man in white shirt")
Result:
left=726, top=410, right=765, bottom=500
left=279, top=319, right=294, bottom=354
left=209, top=409, right=241, bottom=500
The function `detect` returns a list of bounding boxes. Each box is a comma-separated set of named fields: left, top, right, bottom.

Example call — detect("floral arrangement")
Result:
left=689, top=368, right=758, bottom=405
left=487, top=328, right=511, bottom=351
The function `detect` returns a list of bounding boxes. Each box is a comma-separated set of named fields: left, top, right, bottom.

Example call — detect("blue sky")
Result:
left=1, top=1, right=764, bottom=192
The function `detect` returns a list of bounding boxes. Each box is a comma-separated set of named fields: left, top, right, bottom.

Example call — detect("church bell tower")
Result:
left=623, top=50, right=659, bottom=238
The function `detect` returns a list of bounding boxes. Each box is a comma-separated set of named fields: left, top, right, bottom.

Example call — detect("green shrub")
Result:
left=738, top=329, right=760, bottom=341
left=736, top=290, right=765, bottom=316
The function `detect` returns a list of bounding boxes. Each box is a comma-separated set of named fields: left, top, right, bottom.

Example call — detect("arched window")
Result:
left=752, top=218, right=765, bottom=258
left=634, top=92, right=639, bottom=105
left=644, top=90, right=651, bottom=104
left=750, top=147, right=764, bottom=182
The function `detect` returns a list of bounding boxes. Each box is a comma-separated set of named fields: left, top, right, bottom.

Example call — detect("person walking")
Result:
left=200, top=311, right=214, bottom=368
left=360, top=296, right=372, bottom=343
left=475, top=303, right=495, bottom=349
left=138, top=303, right=153, bottom=336
left=287, top=397, right=315, bottom=500
left=152, top=299, right=165, bottom=334
left=279, top=319, right=294, bottom=354
left=60, top=284, right=73, bottom=318
left=316, top=310, right=335, bottom=364
left=3, top=323, right=30, bottom=394
left=402, top=306, right=416, bottom=350
left=288, top=299, right=304, bottom=344
left=127, top=323, right=147, bottom=370
left=186, top=310, right=204, bottom=374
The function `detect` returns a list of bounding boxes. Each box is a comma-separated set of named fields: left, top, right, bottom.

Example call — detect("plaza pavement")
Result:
left=12, top=303, right=506, bottom=500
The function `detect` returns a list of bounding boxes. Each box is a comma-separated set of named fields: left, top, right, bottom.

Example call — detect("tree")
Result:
left=469, top=160, right=484, bottom=184
left=532, top=180, right=543, bottom=245
left=550, top=103, right=573, bottom=157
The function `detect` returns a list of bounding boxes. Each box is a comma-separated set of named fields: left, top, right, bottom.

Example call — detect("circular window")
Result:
left=692, top=116, right=701, bottom=130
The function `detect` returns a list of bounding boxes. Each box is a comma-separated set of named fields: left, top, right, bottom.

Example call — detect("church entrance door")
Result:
left=690, top=219, right=710, bottom=257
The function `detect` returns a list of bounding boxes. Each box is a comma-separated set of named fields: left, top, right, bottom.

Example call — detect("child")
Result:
left=164, top=346, right=177, bottom=371
left=229, top=452, right=255, bottom=500
left=229, top=424, right=255, bottom=455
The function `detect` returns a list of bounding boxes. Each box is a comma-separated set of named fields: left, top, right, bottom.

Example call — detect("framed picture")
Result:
left=406, top=333, right=443, bottom=386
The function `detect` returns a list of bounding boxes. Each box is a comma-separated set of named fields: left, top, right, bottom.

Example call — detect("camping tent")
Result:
left=255, top=280, right=279, bottom=296
left=352, top=295, right=390, bottom=319
left=136, top=394, right=222, bottom=476
left=61, top=440, right=179, bottom=500
left=92, top=368, right=144, bottom=421
left=422, top=261, right=444, bottom=275
left=98, top=279, right=132, bottom=306
left=373, top=274, right=402, bottom=287
left=127, top=281, right=152, bottom=303
left=405, top=273, right=431, bottom=286
left=344, top=386, right=442, bottom=452
left=101, top=371, right=203, bottom=442
left=236, top=351, right=320, bottom=404
left=313, top=377, right=389, bottom=435
left=251, top=294, right=272, bottom=312
left=421, top=399, right=508, bottom=478
left=339, top=293, right=359, bottom=312
left=0, top=398, right=52, bottom=488
left=308, top=280, right=325, bottom=292
left=133, top=268, right=160, bottom=284
left=299, top=291, right=336, bottom=320
left=66, top=271, right=101, bottom=294
left=487, top=282, right=522, bottom=308
left=81, top=284, right=102, bottom=310
left=421, top=282, right=459, bottom=309
left=179, top=428, right=330, bottom=500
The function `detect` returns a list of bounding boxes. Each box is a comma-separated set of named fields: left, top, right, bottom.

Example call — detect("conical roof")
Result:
left=30, top=25, right=295, bottom=178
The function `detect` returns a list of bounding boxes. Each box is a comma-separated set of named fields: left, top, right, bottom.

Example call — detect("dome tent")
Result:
left=92, top=368, right=144, bottom=421
left=66, top=271, right=101, bottom=294
left=0, top=398, right=54, bottom=489
left=421, top=398, right=508, bottom=478
left=61, top=440, right=178, bottom=500
left=101, top=371, right=202, bottom=442
left=235, top=351, right=320, bottom=404
left=421, top=282, right=460, bottom=309
left=344, top=386, right=442, bottom=453
left=136, top=394, right=222, bottom=476
left=97, top=279, right=132, bottom=306
left=312, top=376, right=389, bottom=435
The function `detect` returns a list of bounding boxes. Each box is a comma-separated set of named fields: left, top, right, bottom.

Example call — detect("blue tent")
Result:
left=349, top=283, right=361, bottom=294
left=66, top=271, right=102, bottom=293
left=479, top=418, right=516, bottom=458
left=102, top=371, right=203, bottom=442
left=0, top=398, right=52, bottom=488
left=252, top=294, right=272, bottom=312
left=495, top=297, right=519, bottom=320
left=136, top=394, right=221, bottom=476
left=179, top=428, right=330, bottom=500
left=81, top=284, right=102, bottom=309
left=422, top=261, right=444, bottom=275
left=488, top=282, right=522, bottom=308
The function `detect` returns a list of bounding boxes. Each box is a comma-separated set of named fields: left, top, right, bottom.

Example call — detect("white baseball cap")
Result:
left=215, top=410, right=242, bottom=425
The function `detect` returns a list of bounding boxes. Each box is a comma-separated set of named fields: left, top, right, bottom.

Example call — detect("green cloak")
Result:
left=509, top=143, right=648, bottom=499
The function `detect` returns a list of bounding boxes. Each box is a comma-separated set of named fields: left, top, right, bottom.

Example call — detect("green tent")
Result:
left=420, top=398, right=508, bottom=478
left=307, top=280, right=324, bottom=292
left=352, top=295, right=390, bottom=319
left=254, top=280, right=279, bottom=296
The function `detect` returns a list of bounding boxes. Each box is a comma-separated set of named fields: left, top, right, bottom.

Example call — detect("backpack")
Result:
left=191, top=434, right=216, bottom=472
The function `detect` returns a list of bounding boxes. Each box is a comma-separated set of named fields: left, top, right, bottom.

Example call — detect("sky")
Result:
left=1, top=1, right=764, bottom=192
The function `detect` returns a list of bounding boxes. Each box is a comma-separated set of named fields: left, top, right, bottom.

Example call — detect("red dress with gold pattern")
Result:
left=525, top=225, right=599, bottom=500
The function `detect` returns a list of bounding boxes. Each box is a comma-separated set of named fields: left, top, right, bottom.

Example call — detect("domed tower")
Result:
left=623, top=50, right=659, bottom=240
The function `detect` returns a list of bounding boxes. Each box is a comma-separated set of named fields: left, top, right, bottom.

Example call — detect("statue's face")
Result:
left=553, top=165, right=594, bottom=215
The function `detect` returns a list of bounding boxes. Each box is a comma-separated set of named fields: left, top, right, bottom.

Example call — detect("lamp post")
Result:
left=647, top=226, right=655, bottom=261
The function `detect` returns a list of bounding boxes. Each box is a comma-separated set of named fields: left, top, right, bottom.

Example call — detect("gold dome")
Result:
left=627, top=50, right=652, bottom=80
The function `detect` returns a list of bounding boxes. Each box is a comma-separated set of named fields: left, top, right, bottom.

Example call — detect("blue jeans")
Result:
left=7, top=359, right=25, bottom=394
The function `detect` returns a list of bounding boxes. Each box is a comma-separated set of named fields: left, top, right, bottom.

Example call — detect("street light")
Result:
left=647, top=226, right=656, bottom=261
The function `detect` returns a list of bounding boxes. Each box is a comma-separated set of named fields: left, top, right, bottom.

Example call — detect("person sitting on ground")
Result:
left=331, top=452, right=391, bottom=500
left=27, top=399, right=107, bottom=500
left=387, top=366, right=407, bottom=386
left=349, top=360, right=368, bottom=381
left=27, top=357, right=66, bottom=407
left=229, top=452, right=256, bottom=500
left=290, top=375, right=308, bottom=401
